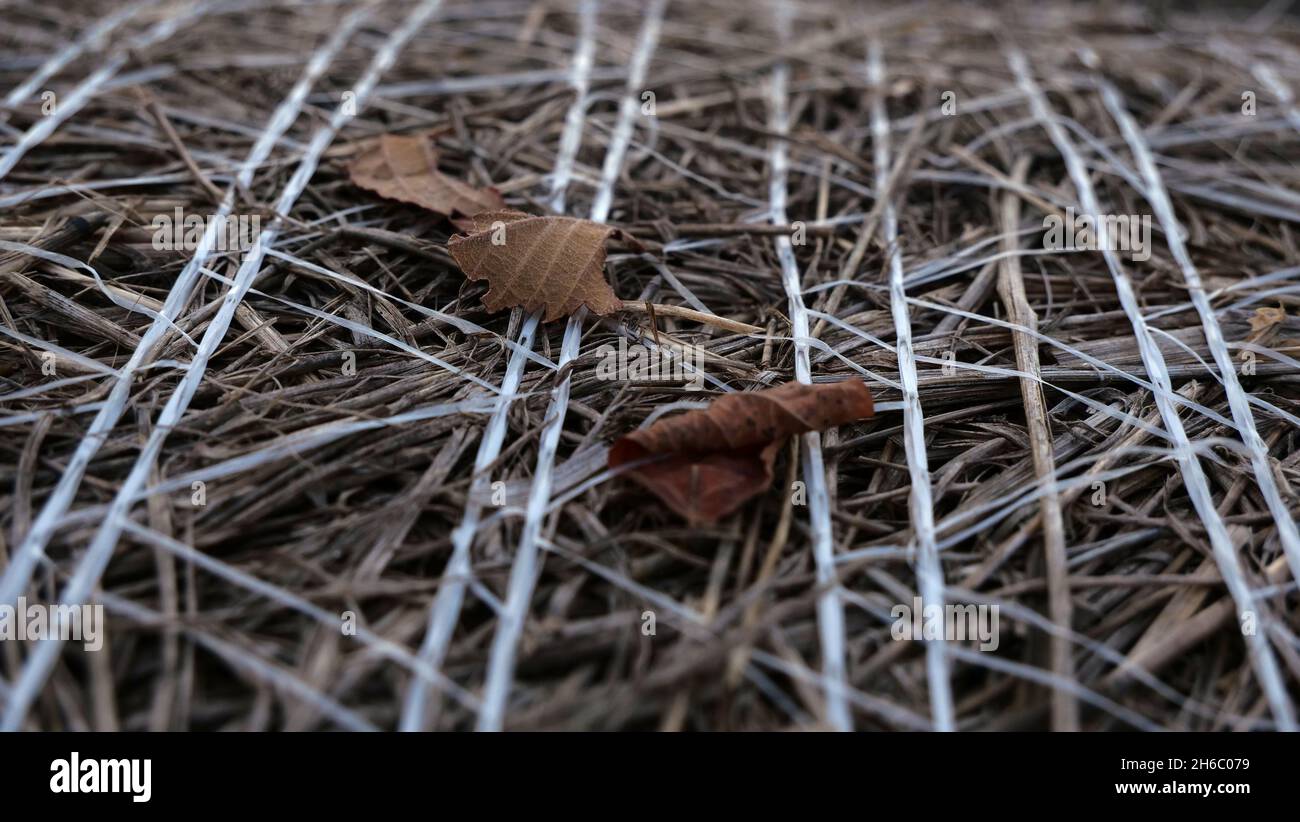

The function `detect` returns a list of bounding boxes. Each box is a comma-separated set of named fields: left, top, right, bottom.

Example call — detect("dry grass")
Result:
left=1, top=0, right=1299, bottom=730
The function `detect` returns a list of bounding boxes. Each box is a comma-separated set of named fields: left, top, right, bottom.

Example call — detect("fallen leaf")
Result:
left=609, top=380, right=875, bottom=524
left=348, top=133, right=504, bottom=218
left=448, top=210, right=625, bottom=321
left=1248, top=306, right=1286, bottom=335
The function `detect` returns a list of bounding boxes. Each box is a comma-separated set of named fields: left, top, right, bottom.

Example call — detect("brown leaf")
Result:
left=348, top=133, right=504, bottom=218
left=609, top=380, right=875, bottom=524
left=1248, top=306, right=1286, bottom=334
left=447, top=210, right=624, bottom=321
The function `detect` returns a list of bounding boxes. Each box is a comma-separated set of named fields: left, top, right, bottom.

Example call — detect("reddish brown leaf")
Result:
left=609, top=380, right=875, bottom=524
left=348, top=133, right=504, bottom=218
left=447, top=210, right=625, bottom=322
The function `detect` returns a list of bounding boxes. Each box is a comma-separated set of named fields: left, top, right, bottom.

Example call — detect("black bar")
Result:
left=0, top=732, right=1286, bottom=809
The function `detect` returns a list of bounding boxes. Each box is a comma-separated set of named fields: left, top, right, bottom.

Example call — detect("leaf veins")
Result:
left=447, top=210, right=626, bottom=322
